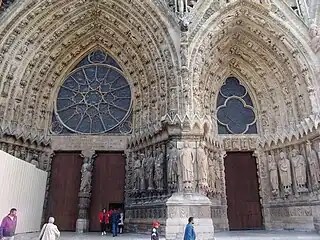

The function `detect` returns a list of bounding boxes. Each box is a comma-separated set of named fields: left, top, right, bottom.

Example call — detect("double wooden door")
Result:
left=224, top=152, right=263, bottom=230
left=46, top=152, right=125, bottom=232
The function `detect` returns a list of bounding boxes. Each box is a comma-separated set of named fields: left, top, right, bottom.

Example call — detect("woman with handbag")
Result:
left=38, top=217, right=60, bottom=240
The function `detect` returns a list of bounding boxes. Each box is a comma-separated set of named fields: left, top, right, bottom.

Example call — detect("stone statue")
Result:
left=180, top=141, right=195, bottom=190
left=197, top=142, right=209, bottom=192
left=133, top=153, right=143, bottom=191
left=208, top=151, right=221, bottom=194
left=145, top=148, right=155, bottom=190
left=79, top=156, right=94, bottom=193
left=309, top=23, right=320, bottom=53
left=30, top=153, right=40, bottom=168
left=154, top=146, right=164, bottom=191
left=167, top=143, right=180, bottom=191
left=278, top=151, right=292, bottom=195
left=291, top=148, right=307, bottom=191
left=267, top=153, right=279, bottom=196
left=306, top=141, right=320, bottom=189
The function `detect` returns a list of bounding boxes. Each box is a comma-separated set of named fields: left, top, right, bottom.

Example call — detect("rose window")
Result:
left=51, top=50, right=132, bottom=135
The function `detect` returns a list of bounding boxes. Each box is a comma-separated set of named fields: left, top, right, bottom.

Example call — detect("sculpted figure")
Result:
left=309, top=23, right=320, bottom=53
left=180, top=142, right=195, bottom=190
left=278, top=151, right=292, bottom=195
left=80, top=156, right=94, bottom=193
left=133, top=153, right=143, bottom=191
left=139, top=152, right=147, bottom=191
left=291, top=149, right=307, bottom=191
left=197, top=142, right=209, bottom=191
left=306, top=141, right=320, bottom=189
left=167, top=143, right=180, bottom=191
left=30, top=153, right=40, bottom=168
left=154, top=146, right=164, bottom=191
left=145, top=148, right=155, bottom=190
left=267, top=154, right=279, bottom=195
left=208, top=152, right=221, bottom=194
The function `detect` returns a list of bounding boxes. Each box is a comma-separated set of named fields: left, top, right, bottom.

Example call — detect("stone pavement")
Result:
left=14, top=231, right=320, bottom=240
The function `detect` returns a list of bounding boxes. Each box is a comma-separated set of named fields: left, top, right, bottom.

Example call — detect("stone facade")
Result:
left=1, top=0, right=320, bottom=238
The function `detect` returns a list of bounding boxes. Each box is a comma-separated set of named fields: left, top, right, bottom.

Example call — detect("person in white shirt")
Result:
left=118, top=212, right=124, bottom=234
left=38, top=217, right=60, bottom=240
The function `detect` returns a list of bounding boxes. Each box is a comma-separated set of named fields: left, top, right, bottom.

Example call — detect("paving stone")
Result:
left=14, top=231, right=319, bottom=240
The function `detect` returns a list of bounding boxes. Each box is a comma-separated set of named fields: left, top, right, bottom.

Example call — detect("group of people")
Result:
left=99, top=209, right=124, bottom=237
left=0, top=208, right=60, bottom=240
left=0, top=208, right=196, bottom=240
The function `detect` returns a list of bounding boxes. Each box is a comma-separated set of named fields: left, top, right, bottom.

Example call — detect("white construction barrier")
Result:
left=0, top=150, right=47, bottom=233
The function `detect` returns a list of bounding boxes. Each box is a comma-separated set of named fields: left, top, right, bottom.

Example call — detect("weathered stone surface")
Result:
left=0, top=0, right=320, bottom=235
left=165, top=193, right=215, bottom=240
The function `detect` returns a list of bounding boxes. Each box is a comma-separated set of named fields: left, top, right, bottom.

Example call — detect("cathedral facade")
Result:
left=1, top=0, right=320, bottom=238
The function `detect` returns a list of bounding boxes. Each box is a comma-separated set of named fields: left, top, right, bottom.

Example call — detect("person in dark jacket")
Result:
left=99, top=209, right=108, bottom=235
left=183, top=217, right=196, bottom=240
left=110, top=209, right=120, bottom=237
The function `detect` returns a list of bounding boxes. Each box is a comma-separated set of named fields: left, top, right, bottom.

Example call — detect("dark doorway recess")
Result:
left=46, top=152, right=82, bottom=231
left=224, top=152, right=263, bottom=230
left=89, top=152, right=125, bottom=231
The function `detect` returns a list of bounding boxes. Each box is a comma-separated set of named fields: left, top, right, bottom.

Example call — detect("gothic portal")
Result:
left=1, top=0, right=320, bottom=238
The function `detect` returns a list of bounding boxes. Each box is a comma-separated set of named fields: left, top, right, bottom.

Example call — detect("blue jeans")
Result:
left=112, top=223, right=118, bottom=237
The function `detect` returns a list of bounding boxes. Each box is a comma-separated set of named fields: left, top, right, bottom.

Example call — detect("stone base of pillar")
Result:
left=76, top=218, right=89, bottom=233
left=165, top=192, right=215, bottom=240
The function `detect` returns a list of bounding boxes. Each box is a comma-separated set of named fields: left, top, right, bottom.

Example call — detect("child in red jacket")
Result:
left=99, top=209, right=109, bottom=235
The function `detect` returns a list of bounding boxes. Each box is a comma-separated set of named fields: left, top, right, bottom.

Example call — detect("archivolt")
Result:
left=0, top=0, right=178, bottom=136
left=189, top=1, right=319, bottom=140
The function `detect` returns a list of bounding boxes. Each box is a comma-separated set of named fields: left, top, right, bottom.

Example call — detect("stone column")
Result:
left=76, top=150, right=97, bottom=233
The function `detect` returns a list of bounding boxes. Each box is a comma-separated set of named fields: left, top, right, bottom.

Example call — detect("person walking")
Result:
left=110, top=209, right=120, bottom=237
left=0, top=208, right=17, bottom=240
left=150, top=221, right=160, bottom=240
left=99, top=209, right=108, bottom=235
left=38, top=217, right=60, bottom=240
left=183, top=217, right=196, bottom=240
left=118, top=212, right=124, bottom=234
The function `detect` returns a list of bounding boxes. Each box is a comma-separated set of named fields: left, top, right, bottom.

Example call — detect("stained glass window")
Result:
left=216, top=77, right=257, bottom=134
left=51, top=50, right=132, bottom=135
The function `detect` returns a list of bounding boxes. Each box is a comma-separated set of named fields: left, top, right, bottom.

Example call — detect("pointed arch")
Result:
left=189, top=1, right=319, bottom=139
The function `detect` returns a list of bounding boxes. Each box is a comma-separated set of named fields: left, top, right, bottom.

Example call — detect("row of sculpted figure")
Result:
left=268, top=141, right=320, bottom=197
left=131, top=145, right=165, bottom=192
left=0, top=141, right=42, bottom=167
left=169, top=141, right=223, bottom=195
left=131, top=141, right=223, bottom=196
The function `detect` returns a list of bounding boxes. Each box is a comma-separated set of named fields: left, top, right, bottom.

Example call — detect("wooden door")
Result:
left=89, top=152, right=125, bottom=231
left=224, top=152, right=262, bottom=230
left=46, top=152, right=82, bottom=231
